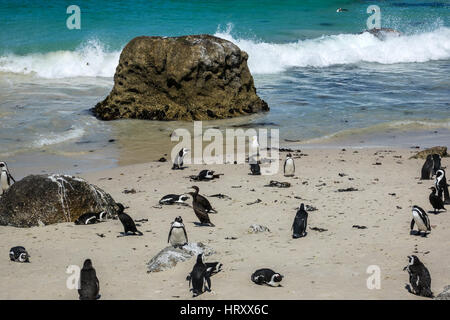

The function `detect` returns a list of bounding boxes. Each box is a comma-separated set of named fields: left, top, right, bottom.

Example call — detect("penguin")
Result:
left=432, top=154, right=441, bottom=175
left=168, top=216, right=188, bottom=248
left=251, top=268, right=283, bottom=287
left=197, top=170, right=214, bottom=181
left=172, top=148, right=188, bottom=170
left=159, top=194, right=189, bottom=205
left=78, top=259, right=100, bottom=300
left=283, top=153, right=295, bottom=177
left=0, top=161, right=15, bottom=195
left=188, top=186, right=216, bottom=226
left=420, top=155, right=434, bottom=180
left=186, top=254, right=211, bottom=297
left=435, top=169, right=450, bottom=205
left=292, top=203, right=308, bottom=238
left=410, top=205, right=431, bottom=237
left=95, top=211, right=108, bottom=220
left=9, top=246, right=30, bottom=263
left=403, top=255, right=433, bottom=298
left=116, top=203, right=143, bottom=236
left=74, top=212, right=100, bottom=225
left=336, top=8, right=348, bottom=12
left=249, top=155, right=261, bottom=175
left=429, top=187, right=446, bottom=214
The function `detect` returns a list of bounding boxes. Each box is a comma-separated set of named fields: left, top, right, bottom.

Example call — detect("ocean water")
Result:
left=0, top=0, right=449, bottom=177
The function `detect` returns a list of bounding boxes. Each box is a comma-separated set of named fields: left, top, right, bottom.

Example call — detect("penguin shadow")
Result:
left=409, top=230, right=428, bottom=237
left=116, top=231, right=144, bottom=237
left=427, top=210, right=444, bottom=215
left=193, top=222, right=215, bottom=227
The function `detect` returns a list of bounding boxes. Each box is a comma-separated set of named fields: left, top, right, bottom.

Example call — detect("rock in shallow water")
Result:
left=93, top=34, right=269, bottom=121
left=0, top=174, right=118, bottom=227
left=147, top=242, right=214, bottom=273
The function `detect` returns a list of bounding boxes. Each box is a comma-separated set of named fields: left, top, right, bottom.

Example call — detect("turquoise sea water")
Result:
left=0, top=0, right=449, bottom=175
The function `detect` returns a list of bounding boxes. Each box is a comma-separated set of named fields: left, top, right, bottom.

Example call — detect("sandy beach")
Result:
left=0, top=147, right=448, bottom=299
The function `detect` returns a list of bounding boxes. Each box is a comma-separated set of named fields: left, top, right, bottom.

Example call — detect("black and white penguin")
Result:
left=95, top=211, right=108, bottom=220
left=74, top=212, right=100, bottom=225
left=429, top=187, right=446, bottom=214
left=251, top=268, right=283, bottom=287
left=116, top=203, right=143, bottom=236
left=292, top=203, right=308, bottom=238
left=172, top=148, right=188, bottom=170
left=432, top=154, right=441, bottom=175
left=198, top=170, right=214, bottom=181
left=78, top=259, right=100, bottom=300
left=186, top=254, right=211, bottom=297
left=0, top=161, right=15, bottom=195
left=250, top=162, right=261, bottom=175
left=421, top=155, right=434, bottom=180
left=435, top=169, right=450, bottom=205
left=283, top=153, right=295, bottom=177
left=159, top=194, right=189, bottom=205
left=410, top=205, right=431, bottom=237
left=188, top=186, right=216, bottom=226
left=168, top=216, right=188, bottom=248
left=403, top=255, right=433, bottom=298
left=9, top=246, right=30, bottom=263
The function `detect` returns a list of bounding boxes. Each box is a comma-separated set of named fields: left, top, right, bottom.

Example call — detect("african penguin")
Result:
left=74, top=212, right=100, bottom=225
left=168, top=216, right=188, bottom=248
left=9, top=246, right=30, bottom=263
left=186, top=254, right=211, bottom=297
left=116, top=203, right=143, bottom=236
left=0, top=161, right=15, bottom=195
left=292, top=203, right=308, bottom=238
left=283, top=153, right=295, bottom=177
left=420, top=155, right=434, bottom=180
left=432, top=154, right=441, bottom=175
left=435, top=169, right=450, bottom=205
left=159, top=194, right=189, bottom=205
left=78, top=259, right=100, bottom=300
left=410, top=205, right=430, bottom=237
left=198, top=170, right=214, bottom=181
left=249, top=155, right=261, bottom=175
left=189, top=186, right=216, bottom=226
left=403, top=255, right=433, bottom=298
left=429, top=187, right=446, bottom=214
left=251, top=268, right=283, bottom=287
left=172, top=148, right=188, bottom=170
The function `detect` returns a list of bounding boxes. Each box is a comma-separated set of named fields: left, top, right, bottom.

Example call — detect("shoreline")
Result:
left=1, top=147, right=448, bottom=299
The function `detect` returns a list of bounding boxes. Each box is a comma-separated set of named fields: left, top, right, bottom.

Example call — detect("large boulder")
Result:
left=409, top=146, right=448, bottom=159
left=147, top=242, right=214, bottom=273
left=93, top=34, right=269, bottom=121
left=0, top=174, right=118, bottom=227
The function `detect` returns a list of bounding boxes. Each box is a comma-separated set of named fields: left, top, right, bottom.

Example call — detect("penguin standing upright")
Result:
left=420, top=155, right=434, bottom=180
left=0, top=161, right=15, bottom=195
left=78, top=259, right=100, bottom=300
left=168, top=216, right=188, bottom=248
left=186, top=254, right=211, bottom=297
left=251, top=269, right=283, bottom=287
left=292, top=203, right=308, bottom=238
left=403, top=255, right=433, bottom=298
left=432, top=154, right=441, bottom=175
left=188, top=186, right=216, bottom=226
left=9, top=246, right=30, bottom=263
left=172, top=148, right=188, bottom=170
left=283, top=153, right=295, bottom=177
left=435, top=169, right=450, bottom=205
left=410, top=205, right=431, bottom=237
left=249, top=155, right=261, bottom=175
left=429, top=187, right=446, bottom=214
left=116, top=203, right=143, bottom=236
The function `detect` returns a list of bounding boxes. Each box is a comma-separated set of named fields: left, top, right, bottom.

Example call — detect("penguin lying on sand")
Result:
left=190, top=170, right=223, bottom=181
left=159, top=194, right=189, bottom=205
left=9, top=246, right=30, bottom=263
left=251, top=269, right=283, bottom=287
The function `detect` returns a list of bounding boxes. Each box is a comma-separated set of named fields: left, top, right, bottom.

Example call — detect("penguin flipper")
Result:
left=182, top=226, right=188, bottom=243
left=410, top=219, right=415, bottom=231
left=168, top=227, right=173, bottom=243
